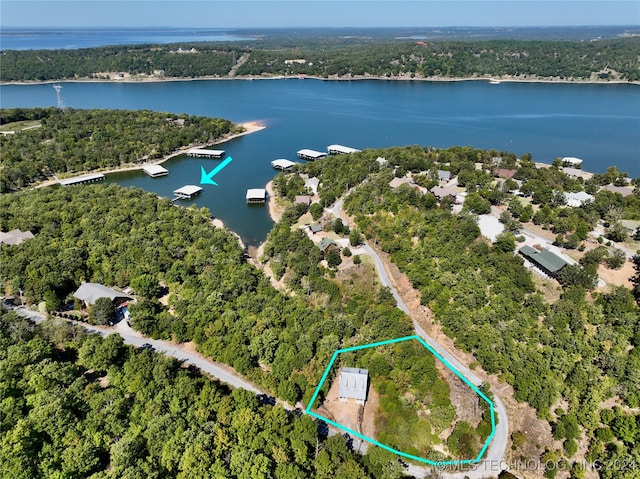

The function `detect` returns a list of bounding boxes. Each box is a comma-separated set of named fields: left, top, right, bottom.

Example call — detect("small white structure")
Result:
left=271, top=159, right=297, bottom=171
left=564, top=191, right=594, bottom=207
left=246, top=188, right=267, bottom=203
left=187, top=148, right=226, bottom=159
left=173, top=185, right=202, bottom=200
left=0, top=229, right=34, bottom=245
left=339, top=367, right=369, bottom=405
left=327, top=144, right=360, bottom=155
left=376, top=156, right=387, bottom=167
left=297, top=149, right=327, bottom=161
left=561, top=157, right=583, bottom=168
left=304, top=176, right=320, bottom=195
left=437, top=170, right=452, bottom=182
left=143, top=165, right=169, bottom=177
left=58, top=173, right=105, bottom=186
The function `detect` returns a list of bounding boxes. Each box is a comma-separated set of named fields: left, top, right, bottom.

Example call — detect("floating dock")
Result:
left=58, top=173, right=105, bottom=186
left=173, top=185, right=202, bottom=200
left=327, top=144, right=360, bottom=155
left=186, top=148, right=226, bottom=159
left=297, top=149, right=327, bottom=161
left=271, top=159, right=297, bottom=171
left=246, top=188, right=267, bottom=203
left=143, top=165, right=169, bottom=177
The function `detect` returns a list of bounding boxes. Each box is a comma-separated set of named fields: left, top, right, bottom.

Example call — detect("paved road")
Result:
left=331, top=199, right=509, bottom=479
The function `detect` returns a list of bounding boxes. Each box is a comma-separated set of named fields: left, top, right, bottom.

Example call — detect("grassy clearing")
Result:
left=0, top=120, right=42, bottom=132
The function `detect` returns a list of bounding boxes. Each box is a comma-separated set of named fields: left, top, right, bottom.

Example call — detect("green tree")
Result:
left=326, top=249, right=342, bottom=269
left=88, top=297, right=116, bottom=325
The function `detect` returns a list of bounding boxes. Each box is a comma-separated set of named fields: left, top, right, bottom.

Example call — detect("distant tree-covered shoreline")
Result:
left=2, top=37, right=638, bottom=83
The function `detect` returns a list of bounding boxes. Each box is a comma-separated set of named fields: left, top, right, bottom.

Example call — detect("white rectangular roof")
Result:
left=297, top=149, right=327, bottom=159
left=339, top=367, right=368, bottom=401
left=187, top=148, right=226, bottom=156
left=246, top=188, right=267, bottom=200
left=174, top=185, right=202, bottom=196
left=327, top=144, right=361, bottom=154
left=143, top=165, right=169, bottom=175
left=58, top=173, right=105, bottom=185
left=271, top=159, right=297, bottom=169
left=562, top=157, right=583, bottom=166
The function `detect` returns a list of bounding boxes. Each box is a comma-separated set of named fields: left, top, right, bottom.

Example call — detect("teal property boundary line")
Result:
left=305, top=335, right=496, bottom=466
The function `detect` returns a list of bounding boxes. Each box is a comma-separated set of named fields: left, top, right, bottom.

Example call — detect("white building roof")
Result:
left=58, top=173, right=105, bottom=186
left=73, top=283, right=131, bottom=305
left=187, top=148, right=226, bottom=156
left=562, top=157, right=583, bottom=166
left=305, top=177, right=320, bottom=195
left=339, top=367, right=368, bottom=402
left=327, top=144, right=361, bottom=154
left=0, top=229, right=34, bottom=245
left=297, top=149, right=327, bottom=159
left=143, top=164, right=169, bottom=176
left=246, top=188, right=267, bottom=200
left=565, top=191, right=594, bottom=207
left=271, top=159, right=297, bottom=170
left=174, top=185, right=202, bottom=196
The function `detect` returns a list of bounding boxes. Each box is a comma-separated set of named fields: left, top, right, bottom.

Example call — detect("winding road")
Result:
left=7, top=197, right=509, bottom=478
left=330, top=199, right=509, bottom=479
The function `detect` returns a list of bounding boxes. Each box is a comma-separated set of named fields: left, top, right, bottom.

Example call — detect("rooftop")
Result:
left=519, top=247, right=567, bottom=274
left=73, top=282, right=131, bottom=305
left=339, top=367, right=368, bottom=402
left=58, top=173, right=105, bottom=186
left=0, top=229, right=34, bottom=245
left=246, top=188, right=267, bottom=201
left=174, top=185, right=202, bottom=196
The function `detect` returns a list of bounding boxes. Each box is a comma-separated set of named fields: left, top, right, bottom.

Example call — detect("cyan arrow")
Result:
left=200, top=156, right=233, bottom=186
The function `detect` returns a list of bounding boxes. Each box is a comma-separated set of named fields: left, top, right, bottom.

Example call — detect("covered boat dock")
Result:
left=271, top=159, right=297, bottom=171
left=143, top=165, right=169, bottom=177
left=58, top=173, right=105, bottom=186
left=173, top=185, right=202, bottom=200
left=297, top=149, right=327, bottom=161
left=246, top=188, right=267, bottom=203
left=187, top=148, right=226, bottom=159
left=327, top=144, right=360, bottom=155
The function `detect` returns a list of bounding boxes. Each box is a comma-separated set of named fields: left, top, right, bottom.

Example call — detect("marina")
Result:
left=186, top=148, right=226, bottom=159
left=143, top=165, right=169, bottom=177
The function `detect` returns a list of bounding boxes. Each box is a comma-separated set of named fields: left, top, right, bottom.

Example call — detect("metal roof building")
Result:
left=186, top=148, right=226, bottom=159
left=339, top=367, right=369, bottom=405
left=297, top=149, right=327, bottom=161
left=173, top=185, right=202, bottom=199
left=73, top=283, right=131, bottom=306
left=519, top=246, right=568, bottom=277
left=271, top=159, right=297, bottom=170
left=327, top=144, right=360, bottom=155
left=58, top=173, right=105, bottom=186
left=246, top=188, right=267, bottom=203
left=143, top=165, right=169, bottom=177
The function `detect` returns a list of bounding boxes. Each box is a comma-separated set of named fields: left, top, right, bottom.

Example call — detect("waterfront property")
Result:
left=561, top=157, right=583, bottom=168
left=143, top=164, right=169, bottom=177
left=173, top=185, right=203, bottom=200
left=187, top=148, right=226, bottom=159
left=246, top=188, right=267, bottom=203
left=519, top=245, right=567, bottom=278
left=58, top=173, right=105, bottom=186
left=271, top=159, right=297, bottom=171
left=297, top=149, right=327, bottom=161
left=338, top=367, right=369, bottom=405
left=327, top=144, right=360, bottom=155
left=564, top=191, right=594, bottom=207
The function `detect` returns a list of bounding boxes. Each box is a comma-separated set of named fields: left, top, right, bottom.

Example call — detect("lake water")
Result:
left=1, top=79, right=638, bottom=244
left=0, top=28, right=256, bottom=51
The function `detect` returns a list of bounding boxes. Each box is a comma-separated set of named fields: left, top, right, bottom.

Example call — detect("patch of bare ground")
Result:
left=370, top=245, right=561, bottom=474
left=531, top=274, right=563, bottom=304
left=265, top=181, right=287, bottom=223
left=320, top=374, right=364, bottom=434
left=435, top=359, right=482, bottom=429
left=596, top=260, right=634, bottom=290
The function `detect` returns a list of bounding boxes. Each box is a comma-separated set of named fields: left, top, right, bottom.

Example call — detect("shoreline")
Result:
left=35, top=121, right=266, bottom=189
left=3, top=75, right=639, bottom=87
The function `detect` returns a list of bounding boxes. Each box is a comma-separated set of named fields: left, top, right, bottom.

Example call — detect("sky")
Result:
left=1, top=0, right=638, bottom=28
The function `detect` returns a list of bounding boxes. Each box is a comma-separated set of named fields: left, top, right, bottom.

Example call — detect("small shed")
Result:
left=339, top=367, right=369, bottom=405
left=246, top=188, right=267, bottom=203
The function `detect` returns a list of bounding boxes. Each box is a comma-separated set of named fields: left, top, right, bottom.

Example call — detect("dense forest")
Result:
left=2, top=37, right=639, bottom=82
left=280, top=146, right=640, bottom=478
left=0, top=107, right=237, bottom=192
left=0, top=309, right=393, bottom=479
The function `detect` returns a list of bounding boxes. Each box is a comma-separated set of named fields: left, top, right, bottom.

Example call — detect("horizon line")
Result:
left=2, top=24, right=639, bottom=29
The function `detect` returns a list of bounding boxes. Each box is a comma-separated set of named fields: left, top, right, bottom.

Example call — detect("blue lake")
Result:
left=1, top=79, right=638, bottom=244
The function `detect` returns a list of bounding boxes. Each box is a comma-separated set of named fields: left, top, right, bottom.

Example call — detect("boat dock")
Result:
left=327, top=144, right=360, bottom=155
left=58, top=173, right=105, bottom=186
left=143, top=165, right=169, bottom=177
left=271, top=159, right=297, bottom=171
left=246, top=188, right=267, bottom=204
left=297, top=149, right=327, bottom=161
left=187, top=148, right=226, bottom=159
left=173, top=185, right=202, bottom=200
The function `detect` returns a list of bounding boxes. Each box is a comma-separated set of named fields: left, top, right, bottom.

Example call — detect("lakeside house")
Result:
left=564, top=191, right=594, bottom=207
left=73, top=283, right=131, bottom=307
left=430, top=185, right=458, bottom=200
left=602, top=184, right=634, bottom=197
left=318, top=238, right=339, bottom=256
left=338, top=367, right=369, bottom=405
